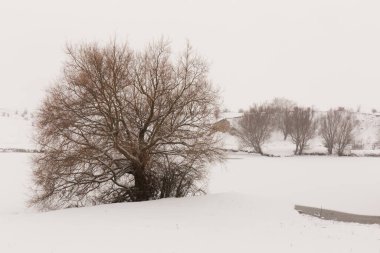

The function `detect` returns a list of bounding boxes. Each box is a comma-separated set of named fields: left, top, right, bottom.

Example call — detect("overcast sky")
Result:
left=1, top=0, right=380, bottom=112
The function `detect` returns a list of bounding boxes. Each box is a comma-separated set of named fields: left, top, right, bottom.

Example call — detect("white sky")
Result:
left=1, top=0, right=380, bottom=112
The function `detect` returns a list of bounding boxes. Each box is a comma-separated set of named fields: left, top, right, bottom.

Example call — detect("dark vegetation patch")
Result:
left=295, top=205, right=380, bottom=226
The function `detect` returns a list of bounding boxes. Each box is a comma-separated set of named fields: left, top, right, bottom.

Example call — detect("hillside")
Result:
left=0, top=110, right=380, bottom=252
left=1, top=152, right=380, bottom=253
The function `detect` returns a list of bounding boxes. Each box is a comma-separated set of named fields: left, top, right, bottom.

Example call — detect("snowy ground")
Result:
left=1, top=152, right=379, bottom=253
left=0, top=114, right=34, bottom=150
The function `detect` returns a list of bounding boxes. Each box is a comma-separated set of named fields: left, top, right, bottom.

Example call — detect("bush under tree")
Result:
left=30, top=40, right=222, bottom=210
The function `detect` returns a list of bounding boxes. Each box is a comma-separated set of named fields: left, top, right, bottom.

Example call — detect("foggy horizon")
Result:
left=1, top=0, right=380, bottom=112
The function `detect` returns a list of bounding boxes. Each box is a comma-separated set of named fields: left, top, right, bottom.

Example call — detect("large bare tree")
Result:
left=30, top=40, right=222, bottom=210
left=288, top=107, right=317, bottom=155
left=237, top=105, right=274, bottom=155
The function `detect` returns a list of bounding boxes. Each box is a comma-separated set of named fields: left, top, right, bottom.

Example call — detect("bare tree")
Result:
left=30, top=39, right=222, bottom=210
left=280, top=109, right=293, bottom=140
left=289, top=107, right=317, bottom=155
left=319, top=109, right=341, bottom=155
left=320, top=109, right=358, bottom=155
left=375, top=128, right=380, bottom=150
left=213, top=107, right=221, bottom=120
left=237, top=105, right=274, bottom=155
left=269, top=97, right=296, bottom=110
left=268, top=97, right=296, bottom=140
left=335, top=111, right=358, bottom=156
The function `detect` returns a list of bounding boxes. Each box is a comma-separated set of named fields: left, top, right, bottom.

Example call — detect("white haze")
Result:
left=1, top=0, right=380, bottom=112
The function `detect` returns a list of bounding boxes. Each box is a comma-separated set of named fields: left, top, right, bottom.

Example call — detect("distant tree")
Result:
left=237, top=105, right=274, bottom=155
left=238, top=108, right=244, bottom=113
left=375, top=128, right=380, bottom=150
left=372, top=108, right=377, bottom=114
left=30, top=39, right=222, bottom=210
left=288, top=107, right=317, bottom=155
left=280, top=109, right=293, bottom=141
left=268, top=97, right=296, bottom=140
left=335, top=111, right=358, bottom=156
left=213, top=107, right=221, bottom=120
left=337, top=107, right=345, bottom=111
left=320, top=110, right=341, bottom=155
left=21, top=109, right=28, bottom=118
left=269, top=97, right=296, bottom=111
left=320, top=109, right=359, bottom=155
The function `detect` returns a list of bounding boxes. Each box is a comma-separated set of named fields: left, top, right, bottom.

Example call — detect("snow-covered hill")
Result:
left=0, top=109, right=380, bottom=252
left=1, top=153, right=380, bottom=253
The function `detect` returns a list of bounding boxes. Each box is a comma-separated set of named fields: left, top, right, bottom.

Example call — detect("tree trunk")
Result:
left=298, top=142, right=305, bottom=155
left=134, top=169, right=155, bottom=201
left=254, top=145, right=263, bottom=155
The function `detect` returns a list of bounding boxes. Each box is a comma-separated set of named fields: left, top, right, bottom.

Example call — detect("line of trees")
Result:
left=237, top=98, right=358, bottom=156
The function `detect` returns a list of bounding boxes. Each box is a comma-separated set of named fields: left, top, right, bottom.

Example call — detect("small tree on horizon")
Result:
left=320, top=109, right=358, bottom=155
left=288, top=107, right=317, bottom=155
left=335, top=111, right=358, bottom=156
left=280, top=109, right=293, bottom=140
left=320, top=109, right=341, bottom=155
left=237, top=105, right=274, bottom=155
left=267, top=97, right=296, bottom=140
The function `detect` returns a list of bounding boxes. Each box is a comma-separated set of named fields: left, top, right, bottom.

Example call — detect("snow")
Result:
left=0, top=153, right=31, bottom=215
left=210, top=154, right=380, bottom=216
left=0, top=114, right=34, bottom=150
left=219, top=111, right=243, bottom=120
left=0, top=153, right=380, bottom=252
left=0, top=112, right=380, bottom=252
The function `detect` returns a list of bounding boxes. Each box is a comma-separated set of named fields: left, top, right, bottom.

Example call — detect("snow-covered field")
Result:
left=1, top=152, right=380, bottom=253
left=0, top=112, right=379, bottom=252
left=0, top=112, right=34, bottom=150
